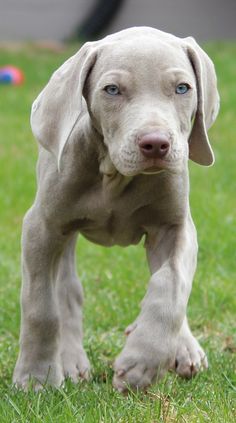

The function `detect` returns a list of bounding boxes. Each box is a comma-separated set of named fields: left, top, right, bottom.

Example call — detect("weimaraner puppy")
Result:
left=13, top=27, right=219, bottom=392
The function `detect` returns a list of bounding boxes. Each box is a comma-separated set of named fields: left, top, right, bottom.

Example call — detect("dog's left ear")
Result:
left=30, top=42, right=99, bottom=171
left=184, top=37, right=220, bottom=166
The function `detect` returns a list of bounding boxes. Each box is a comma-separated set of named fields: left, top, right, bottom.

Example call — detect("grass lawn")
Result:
left=0, top=41, right=235, bottom=422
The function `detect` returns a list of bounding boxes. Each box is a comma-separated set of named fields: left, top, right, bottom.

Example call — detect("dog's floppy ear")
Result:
left=184, top=37, right=220, bottom=166
left=30, top=42, right=98, bottom=170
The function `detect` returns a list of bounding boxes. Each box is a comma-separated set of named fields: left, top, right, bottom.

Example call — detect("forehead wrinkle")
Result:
left=96, top=43, right=191, bottom=89
left=164, top=68, right=196, bottom=83
left=99, top=70, right=131, bottom=83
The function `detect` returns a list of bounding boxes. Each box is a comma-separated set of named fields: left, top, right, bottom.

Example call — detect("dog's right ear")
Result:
left=30, top=42, right=98, bottom=170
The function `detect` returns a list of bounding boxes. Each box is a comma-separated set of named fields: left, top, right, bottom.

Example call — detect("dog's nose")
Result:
left=138, top=131, right=170, bottom=159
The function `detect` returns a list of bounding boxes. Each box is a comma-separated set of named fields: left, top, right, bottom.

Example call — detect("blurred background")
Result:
left=1, top=0, right=236, bottom=43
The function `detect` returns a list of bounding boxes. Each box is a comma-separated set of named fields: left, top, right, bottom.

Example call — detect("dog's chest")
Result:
left=63, top=173, right=186, bottom=247
left=70, top=203, right=152, bottom=247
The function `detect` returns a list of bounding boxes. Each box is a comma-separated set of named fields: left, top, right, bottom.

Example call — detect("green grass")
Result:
left=0, top=42, right=235, bottom=422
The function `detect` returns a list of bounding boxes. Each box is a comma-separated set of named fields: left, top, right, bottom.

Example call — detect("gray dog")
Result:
left=13, top=27, right=219, bottom=392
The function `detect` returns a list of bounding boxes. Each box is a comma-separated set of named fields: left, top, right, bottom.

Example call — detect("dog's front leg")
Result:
left=56, top=234, right=90, bottom=383
left=13, top=207, right=66, bottom=390
left=113, top=214, right=198, bottom=392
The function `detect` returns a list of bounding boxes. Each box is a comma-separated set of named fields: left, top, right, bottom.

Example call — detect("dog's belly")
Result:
left=62, top=214, right=146, bottom=247
left=82, top=226, right=145, bottom=247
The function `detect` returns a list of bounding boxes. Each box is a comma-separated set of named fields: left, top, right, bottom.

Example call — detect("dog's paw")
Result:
left=113, top=355, right=162, bottom=392
left=173, top=332, right=208, bottom=378
left=113, top=325, right=174, bottom=392
left=61, top=345, right=91, bottom=383
left=13, top=360, right=64, bottom=391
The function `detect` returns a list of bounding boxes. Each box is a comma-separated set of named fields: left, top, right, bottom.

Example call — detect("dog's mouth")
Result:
left=120, top=160, right=175, bottom=177
left=138, top=151, right=186, bottom=175
left=140, top=158, right=171, bottom=174
left=141, top=167, right=165, bottom=175
left=110, top=152, right=180, bottom=177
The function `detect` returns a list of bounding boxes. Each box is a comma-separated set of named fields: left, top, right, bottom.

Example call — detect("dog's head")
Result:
left=31, top=27, right=219, bottom=176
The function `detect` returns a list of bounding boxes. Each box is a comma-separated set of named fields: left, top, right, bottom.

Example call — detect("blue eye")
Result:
left=104, top=84, right=120, bottom=95
left=176, top=83, right=190, bottom=94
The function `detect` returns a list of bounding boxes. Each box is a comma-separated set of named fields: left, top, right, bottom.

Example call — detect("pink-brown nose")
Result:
left=138, top=131, right=170, bottom=159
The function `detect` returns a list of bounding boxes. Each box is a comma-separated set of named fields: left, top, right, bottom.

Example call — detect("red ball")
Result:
left=0, top=65, right=24, bottom=85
